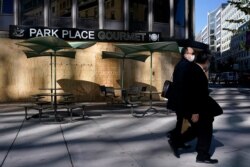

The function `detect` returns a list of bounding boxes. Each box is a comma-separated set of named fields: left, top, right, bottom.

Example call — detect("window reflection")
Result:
left=104, top=0, right=123, bottom=30
left=51, top=0, right=71, bottom=17
left=78, top=0, right=98, bottom=29
left=174, top=0, right=185, bottom=38
left=0, top=0, right=13, bottom=14
left=154, top=0, right=169, bottom=23
left=20, top=0, right=44, bottom=26
left=174, top=0, right=185, bottom=26
left=105, top=0, right=122, bottom=21
left=0, top=0, right=13, bottom=30
left=129, top=0, right=148, bottom=31
left=153, top=0, right=170, bottom=38
left=50, top=0, right=72, bottom=28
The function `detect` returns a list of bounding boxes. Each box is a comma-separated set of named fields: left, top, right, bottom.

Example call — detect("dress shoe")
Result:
left=168, top=139, right=180, bottom=158
left=196, top=157, right=218, bottom=164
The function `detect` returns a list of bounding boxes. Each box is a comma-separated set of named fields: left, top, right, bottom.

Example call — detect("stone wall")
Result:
left=0, top=38, right=180, bottom=102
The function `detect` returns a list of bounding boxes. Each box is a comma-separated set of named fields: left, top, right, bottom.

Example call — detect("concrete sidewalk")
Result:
left=0, top=87, right=250, bottom=167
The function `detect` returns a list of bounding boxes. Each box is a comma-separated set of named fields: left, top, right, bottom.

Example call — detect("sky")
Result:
left=195, top=0, right=228, bottom=35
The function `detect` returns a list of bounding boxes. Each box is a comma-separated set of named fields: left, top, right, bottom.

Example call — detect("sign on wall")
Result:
left=9, top=25, right=161, bottom=42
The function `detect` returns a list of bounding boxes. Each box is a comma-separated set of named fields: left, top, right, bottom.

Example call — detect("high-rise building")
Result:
left=208, top=9, right=217, bottom=53
left=196, top=1, right=250, bottom=72
left=195, top=25, right=208, bottom=45
left=221, top=1, right=250, bottom=71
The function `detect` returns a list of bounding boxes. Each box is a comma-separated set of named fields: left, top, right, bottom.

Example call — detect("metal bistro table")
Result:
left=140, top=91, right=162, bottom=116
left=35, top=92, right=73, bottom=121
left=39, top=88, right=63, bottom=103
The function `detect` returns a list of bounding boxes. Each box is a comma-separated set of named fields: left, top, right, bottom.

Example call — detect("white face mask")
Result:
left=187, top=54, right=195, bottom=62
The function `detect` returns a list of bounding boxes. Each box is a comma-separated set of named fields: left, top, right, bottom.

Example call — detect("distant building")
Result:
left=221, top=1, right=250, bottom=71
left=196, top=1, right=250, bottom=72
left=208, top=8, right=217, bottom=53
left=195, top=25, right=208, bottom=44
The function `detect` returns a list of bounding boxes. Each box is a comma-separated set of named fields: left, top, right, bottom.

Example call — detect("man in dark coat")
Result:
left=179, top=52, right=221, bottom=164
left=167, top=47, right=195, bottom=157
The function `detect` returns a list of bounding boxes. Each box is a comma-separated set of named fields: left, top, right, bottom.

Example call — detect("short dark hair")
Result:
left=195, top=52, right=212, bottom=64
left=181, top=47, right=188, bottom=57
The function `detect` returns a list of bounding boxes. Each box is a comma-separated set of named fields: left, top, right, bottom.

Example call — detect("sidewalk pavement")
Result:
left=0, top=87, right=250, bottom=167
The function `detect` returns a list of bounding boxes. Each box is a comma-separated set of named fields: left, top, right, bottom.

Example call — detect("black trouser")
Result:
left=181, top=114, right=214, bottom=158
left=169, top=111, right=185, bottom=147
left=196, top=115, right=213, bottom=158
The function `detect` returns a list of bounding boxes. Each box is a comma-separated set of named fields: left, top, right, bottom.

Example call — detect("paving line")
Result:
left=60, top=124, right=74, bottom=167
left=0, top=118, right=25, bottom=167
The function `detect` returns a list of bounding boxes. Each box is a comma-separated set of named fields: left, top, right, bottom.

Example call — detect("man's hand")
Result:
left=191, top=114, right=199, bottom=123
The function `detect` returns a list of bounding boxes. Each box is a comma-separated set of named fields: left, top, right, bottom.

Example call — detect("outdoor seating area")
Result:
left=126, top=85, right=147, bottom=102
left=98, top=84, right=168, bottom=117
left=11, top=36, right=181, bottom=122
left=22, top=81, right=168, bottom=123
left=99, top=85, right=122, bottom=105
left=24, top=88, right=86, bottom=123
left=99, top=85, right=148, bottom=103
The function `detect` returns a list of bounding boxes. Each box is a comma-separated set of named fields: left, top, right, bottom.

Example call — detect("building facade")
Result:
left=0, top=0, right=199, bottom=102
left=196, top=1, right=250, bottom=72
left=195, top=25, right=208, bottom=45
left=221, top=1, right=250, bottom=71
left=231, top=23, right=250, bottom=71
left=208, top=9, right=217, bottom=53
left=1, top=0, right=195, bottom=39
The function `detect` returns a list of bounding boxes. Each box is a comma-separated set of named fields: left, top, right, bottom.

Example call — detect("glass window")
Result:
left=104, top=0, right=123, bottom=30
left=20, top=0, right=44, bottom=26
left=0, top=0, right=13, bottom=30
left=174, top=0, right=185, bottom=27
left=104, top=0, right=123, bottom=21
left=129, top=0, right=148, bottom=31
left=0, top=0, right=13, bottom=14
left=153, top=0, right=169, bottom=23
left=78, top=0, right=98, bottom=29
left=153, top=0, right=170, bottom=38
left=174, top=0, right=185, bottom=38
left=50, top=0, right=72, bottom=28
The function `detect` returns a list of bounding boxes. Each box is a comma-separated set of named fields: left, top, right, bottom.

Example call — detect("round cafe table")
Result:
left=34, top=92, right=73, bottom=121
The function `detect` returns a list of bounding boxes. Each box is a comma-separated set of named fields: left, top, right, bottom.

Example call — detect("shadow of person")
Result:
left=210, top=136, right=224, bottom=156
left=179, top=135, right=224, bottom=156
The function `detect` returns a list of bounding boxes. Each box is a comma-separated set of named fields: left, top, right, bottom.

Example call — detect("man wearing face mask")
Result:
left=177, top=52, right=222, bottom=164
left=167, top=47, right=196, bottom=158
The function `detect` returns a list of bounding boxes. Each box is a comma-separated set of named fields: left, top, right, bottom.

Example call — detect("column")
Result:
left=124, top=0, right=129, bottom=30
left=13, top=0, right=18, bottom=25
left=72, top=0, right=77, bottom=28
left=189, top=0, right=195, bottom=40
left=148, top=0, right=153, bottom=31
left=185, top=0, right=189, bottom=39
left=44, top=0, right=49, bottom=27
left=99, top=0, right=104, bottom=29
left=169, top=0, right=174, bottom=38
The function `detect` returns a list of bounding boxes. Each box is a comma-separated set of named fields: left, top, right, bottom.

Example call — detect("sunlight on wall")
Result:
left=0, top=39, right=180, bottom=102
